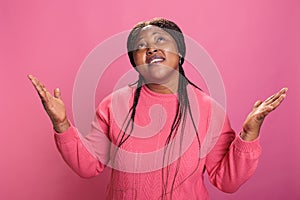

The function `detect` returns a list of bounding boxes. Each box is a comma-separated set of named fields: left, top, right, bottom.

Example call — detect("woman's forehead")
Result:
left=139, top=25, right=170, bottom=37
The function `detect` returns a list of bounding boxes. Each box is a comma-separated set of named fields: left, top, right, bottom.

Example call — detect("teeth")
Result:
left=150, top=58, right=164, bottom=64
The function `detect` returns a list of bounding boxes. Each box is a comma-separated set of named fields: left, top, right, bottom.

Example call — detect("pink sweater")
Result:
left=54, top=84, right=261, bottom=200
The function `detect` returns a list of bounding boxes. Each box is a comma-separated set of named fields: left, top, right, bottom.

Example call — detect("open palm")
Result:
left=28, top=75, right=70, bottom=133
left=241, top=87, right=288, bottom=141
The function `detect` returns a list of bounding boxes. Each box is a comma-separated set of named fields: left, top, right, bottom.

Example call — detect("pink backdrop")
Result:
left=1, top=0, right=299, bottom=199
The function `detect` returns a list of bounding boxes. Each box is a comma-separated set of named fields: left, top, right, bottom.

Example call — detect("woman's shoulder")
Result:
left=187, top=84, right=226, bottom=114
left=187, top=84, right=213, bottom=104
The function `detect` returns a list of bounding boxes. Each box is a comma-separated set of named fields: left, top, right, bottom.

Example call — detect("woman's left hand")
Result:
left=241, top=87, right=288, bottom=141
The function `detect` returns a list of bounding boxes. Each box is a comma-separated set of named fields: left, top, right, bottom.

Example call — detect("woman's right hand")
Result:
left=28, top=75, right=70, bottom=133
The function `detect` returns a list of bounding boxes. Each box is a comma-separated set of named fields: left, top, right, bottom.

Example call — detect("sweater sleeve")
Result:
left=205, top=102, right=262, bottom=193
left=54, top=99, right=112, bottom=178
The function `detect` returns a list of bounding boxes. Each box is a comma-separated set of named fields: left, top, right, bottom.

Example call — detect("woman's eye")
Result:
left=137, top=43, right=146, bottom=49
left=157, top=37, right=166, bottom=42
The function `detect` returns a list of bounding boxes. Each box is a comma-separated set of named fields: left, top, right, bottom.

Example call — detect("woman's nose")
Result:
left=146, top=47, right=158, bottom=55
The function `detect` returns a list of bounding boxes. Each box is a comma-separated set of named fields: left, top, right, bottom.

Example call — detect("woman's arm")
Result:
left=28, top=75, right=109, bottom=178
left=205, top=88, right=287, bottom=193
left=54, top=125, right=106, bottom=178
left=205, top=119, right=261, bottom=193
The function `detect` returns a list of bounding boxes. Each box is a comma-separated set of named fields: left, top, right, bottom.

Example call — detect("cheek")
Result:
left=166, top=52, right=180, bottom=65
left=133, top=52, right=146, bottom=65
left=165, top=47, right=179, bottom=55
left=160, top=41, right=179, bottom=54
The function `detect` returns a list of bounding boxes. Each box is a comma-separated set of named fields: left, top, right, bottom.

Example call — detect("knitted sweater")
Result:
left=54, top=84, right=261, bottom=200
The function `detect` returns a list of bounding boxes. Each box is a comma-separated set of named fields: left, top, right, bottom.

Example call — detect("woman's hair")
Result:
left=112, top=18, right=201, bottom=199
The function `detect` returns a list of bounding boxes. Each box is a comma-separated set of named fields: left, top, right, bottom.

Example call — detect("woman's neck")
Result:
left=145, top=82, right=178, bottom=94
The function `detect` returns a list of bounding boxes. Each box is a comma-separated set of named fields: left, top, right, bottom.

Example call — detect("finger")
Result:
left=28, top=75, right=38, bottom=88
left=269, top=93, right=287, bottom=110
left=265, top=87, right=288, bottom=104
left=28, top=75, right=43, bottom=91
left=258, top=94, right=286, bottom=119
left=28, top=75, right=51, bottom=101
left=35, top=81, right=46, bottom=97
left=54, top=88, right=62, bottom=99
left=28, top=74, right=33, bottom=80
left=264, top=94, right=275, bottom=103
left=280, top=87, right=288, bottom=93
left=253, top=100, right=263, bottom=108
left=265, top=92, right=281, bottom=104
left=276, top=87, right=288, bottom=97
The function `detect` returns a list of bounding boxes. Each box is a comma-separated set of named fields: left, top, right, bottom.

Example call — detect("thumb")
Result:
left=54, top=88, right=62, bottom=99
left=253, top=100, right=263, bottom=108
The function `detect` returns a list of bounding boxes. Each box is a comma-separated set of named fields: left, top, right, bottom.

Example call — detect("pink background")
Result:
left=1, top=0, right=299, bottom=199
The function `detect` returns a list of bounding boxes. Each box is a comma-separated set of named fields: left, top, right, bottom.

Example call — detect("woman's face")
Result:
left=132, top=25, right=181, bottom=86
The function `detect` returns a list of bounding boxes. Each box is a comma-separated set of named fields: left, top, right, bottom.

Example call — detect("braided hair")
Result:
left=112, top=18, right=202, bottom=199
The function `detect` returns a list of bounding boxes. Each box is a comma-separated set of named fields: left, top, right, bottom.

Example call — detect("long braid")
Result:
left=161, top=72, right=182, bottom=198
left=121, top=18, right=203, bottom=199
left=118, top=75, right=143, bottom=147
left=109, top=75, right=143, bottom=199
left=161, top=63, right=202, bottom=199
left=168, top=64, right=187, bottom=199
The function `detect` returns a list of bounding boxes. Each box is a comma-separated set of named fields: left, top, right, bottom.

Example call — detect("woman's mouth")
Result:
left=147, top=55, right=165, bottom=65
left=150, top=58, right=164, bottom=64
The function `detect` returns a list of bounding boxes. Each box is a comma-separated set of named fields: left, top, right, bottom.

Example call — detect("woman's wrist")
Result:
left=53, top=119, right=70, bottom=133
left=240, top=130, right=259, bottom=142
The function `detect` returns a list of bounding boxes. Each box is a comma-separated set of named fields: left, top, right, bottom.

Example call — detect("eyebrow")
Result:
left=151, top=32, right=160, bottom=36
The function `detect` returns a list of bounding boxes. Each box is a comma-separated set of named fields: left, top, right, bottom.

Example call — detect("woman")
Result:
left=28, top=18, right=287, bottom=199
